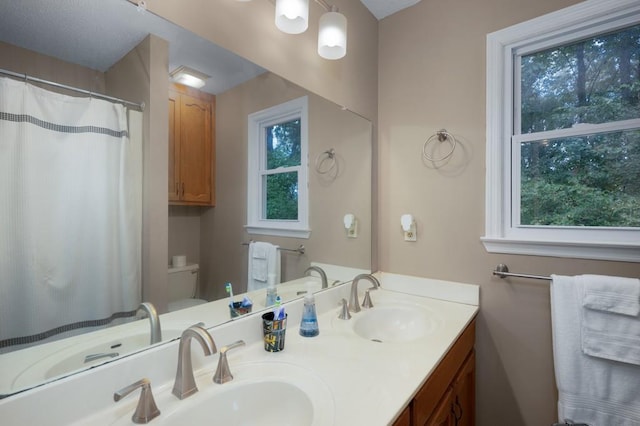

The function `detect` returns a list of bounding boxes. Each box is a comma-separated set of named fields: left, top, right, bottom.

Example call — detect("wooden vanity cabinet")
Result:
left=392, top=320, right=476, bottom=426
left=169, top=83, right=215, bottom=206
left=394, top=405, right=412, bottom=426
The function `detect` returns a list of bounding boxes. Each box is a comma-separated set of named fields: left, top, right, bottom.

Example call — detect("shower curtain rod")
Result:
left=0, top=68, right=145, bottom=110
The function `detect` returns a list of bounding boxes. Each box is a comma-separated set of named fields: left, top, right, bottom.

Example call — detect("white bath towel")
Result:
left=247, top=242, right=280, bottom=292
left=551, top=275, right=640, bottom=426
left=580, top=275, right=640, bottom=366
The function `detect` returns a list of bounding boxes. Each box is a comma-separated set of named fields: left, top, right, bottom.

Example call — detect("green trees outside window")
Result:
left=520, top=24, right=640, bottom=227
left=264, top=119, right=301, bottom=220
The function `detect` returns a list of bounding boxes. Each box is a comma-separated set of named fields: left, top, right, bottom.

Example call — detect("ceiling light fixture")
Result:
left=169, top=66, right=210, bottom=89
left=317, top=4, right=347, bottom=60
left=236, top=0, right=347, bottom=60
left=275, top=0, right=309, bottom=34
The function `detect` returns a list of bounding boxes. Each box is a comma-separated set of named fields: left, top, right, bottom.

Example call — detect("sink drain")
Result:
left=371, top=339, right=383, bottom=343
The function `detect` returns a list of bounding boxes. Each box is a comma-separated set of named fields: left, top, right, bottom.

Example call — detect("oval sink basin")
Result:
left=353, top=304, right=442, bottom=343
left=45, top=329, right=183, bottom=379
left=10, top=322, right=195, bottom=391
left=162, top=380, right=313, bottom=425
left=134, top=362, right=335, bottom=426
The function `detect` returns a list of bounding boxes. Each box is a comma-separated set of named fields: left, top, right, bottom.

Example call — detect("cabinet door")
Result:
left=425, top=388, right=455, bottom=426
left=168, top=92, right=181, bottom=202
left=413, top=321, right=475, bottom=426
left=452, top=351, right=475, bottom=426
left=179, top=93, right=212, bottom=204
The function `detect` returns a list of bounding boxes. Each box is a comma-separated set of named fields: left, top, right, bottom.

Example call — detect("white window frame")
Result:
left=246, top=96, right=310, bottom=238
left=482, top=0, right=640, bottom=262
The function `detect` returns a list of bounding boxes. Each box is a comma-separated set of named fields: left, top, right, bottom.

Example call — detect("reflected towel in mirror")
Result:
left=247, top=242, right=280, bottom=292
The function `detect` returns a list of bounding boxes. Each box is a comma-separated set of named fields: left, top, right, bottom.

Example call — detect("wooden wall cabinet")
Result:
left=393, top=320, right=476, bottom=426
left=169, top=83, right=215, bottom=206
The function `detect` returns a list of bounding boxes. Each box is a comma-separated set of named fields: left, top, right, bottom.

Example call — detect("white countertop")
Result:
left=0, top=272, right=479, bottom=425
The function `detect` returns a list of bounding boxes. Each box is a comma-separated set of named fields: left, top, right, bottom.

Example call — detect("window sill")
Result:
left=481, top=237, right=640, bottom=263
left=245, top=225, right=311, bottom=239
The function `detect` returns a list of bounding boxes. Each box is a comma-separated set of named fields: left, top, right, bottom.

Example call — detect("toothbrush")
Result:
left=273, top=296, right=285, bottom=320
left=225, top=282, right=234, bottom=307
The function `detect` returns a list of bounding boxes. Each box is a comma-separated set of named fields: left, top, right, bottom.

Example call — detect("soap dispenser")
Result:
left=299, top=282, right=319, bottom=337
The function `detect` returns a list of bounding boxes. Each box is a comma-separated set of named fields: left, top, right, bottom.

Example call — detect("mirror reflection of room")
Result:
left=0, top=0, right=371, bottom=397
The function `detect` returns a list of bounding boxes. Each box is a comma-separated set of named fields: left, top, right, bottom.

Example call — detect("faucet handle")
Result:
left=213, top=340, right=246, bottom=384
left=338, top=298, right=352, bottom=320
left=114, top=378, right=161, bottom=424
left=362, top=290, right=374, bottom=309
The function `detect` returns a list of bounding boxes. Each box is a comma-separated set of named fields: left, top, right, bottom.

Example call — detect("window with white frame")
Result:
left=246, top=96, right=310, bottom=238
left=483, top=0, right=640, bottom=262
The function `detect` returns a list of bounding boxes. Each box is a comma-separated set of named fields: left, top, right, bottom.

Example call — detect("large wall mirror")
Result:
left=0, top=0, right=371, bottom=397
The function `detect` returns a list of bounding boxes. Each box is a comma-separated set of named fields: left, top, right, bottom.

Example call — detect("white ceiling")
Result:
left=359, top=0, right=422, bottom=20
left=0, top=0, right=266, bottom=95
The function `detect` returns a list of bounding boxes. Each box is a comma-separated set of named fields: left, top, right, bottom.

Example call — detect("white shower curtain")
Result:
left=0, top=77, right=142, bottom=347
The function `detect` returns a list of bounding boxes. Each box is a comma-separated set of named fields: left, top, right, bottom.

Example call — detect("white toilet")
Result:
left=167, top=263, right=208, bottom=312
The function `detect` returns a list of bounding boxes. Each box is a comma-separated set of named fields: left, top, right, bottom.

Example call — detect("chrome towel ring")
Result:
left=422, top=129, right=457, bottom=162
left=314, top=148, right=337, bottom=175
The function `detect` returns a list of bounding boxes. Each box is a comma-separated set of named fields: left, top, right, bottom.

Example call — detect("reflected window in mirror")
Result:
left=247, top=96, right=310, bottom=238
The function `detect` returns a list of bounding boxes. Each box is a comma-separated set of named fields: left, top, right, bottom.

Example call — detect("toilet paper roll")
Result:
left=172, top=255, right=187, bottom=267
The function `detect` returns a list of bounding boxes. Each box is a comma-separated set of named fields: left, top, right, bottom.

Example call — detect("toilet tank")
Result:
left=167, top=263, right=199, bottom=302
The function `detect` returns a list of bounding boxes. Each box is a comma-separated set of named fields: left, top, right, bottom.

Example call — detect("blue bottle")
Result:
left=299, top=284, right=319, bottom=337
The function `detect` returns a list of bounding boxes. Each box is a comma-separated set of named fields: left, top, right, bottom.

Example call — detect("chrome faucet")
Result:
left=137, top=302, right=162, bottom=345
left=304, top=265, right=329, bottom=289
left=172, top=325, right=217, bottom=400
left=348, top=274, right=381, bottom=313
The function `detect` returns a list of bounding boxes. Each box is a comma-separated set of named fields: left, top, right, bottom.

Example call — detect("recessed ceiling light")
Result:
left=170, top=66, right=210, bottom=89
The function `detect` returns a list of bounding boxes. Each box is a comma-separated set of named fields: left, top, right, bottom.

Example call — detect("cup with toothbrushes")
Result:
left=261, top=296, right=287, bottom=352
left=226, top=282, right=253, bottom=318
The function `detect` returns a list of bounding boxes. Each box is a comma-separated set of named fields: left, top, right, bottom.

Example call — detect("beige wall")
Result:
left=106, top=35, right=170, bottom=312
left=378, top=0, right=640, bottom=425
left=199, top=72, right=372, bottom=301
left=0, top=41, right=105, bottom=94
left=168, top=206, right=202, bottom=268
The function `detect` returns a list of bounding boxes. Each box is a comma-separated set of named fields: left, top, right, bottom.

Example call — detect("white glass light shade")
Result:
left=318, top=10, right=347, bottom=60
left=275, top=0, right=309, bottom=34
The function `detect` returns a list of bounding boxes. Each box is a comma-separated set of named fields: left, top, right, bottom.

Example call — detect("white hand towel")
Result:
left=251, top=245, right=268, bottom=282
left=581, top=274, right=640, bottom=316
left=247, top=242, right=280, bottom=292
left=551, top=274, right=640, bottom=425
left=579, top=275, right=640, bottom=366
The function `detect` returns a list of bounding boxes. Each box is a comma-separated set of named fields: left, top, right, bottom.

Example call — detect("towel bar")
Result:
left=241, top=242, right=305, bottom=255
left=493, top=264, right=551, bottom=281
